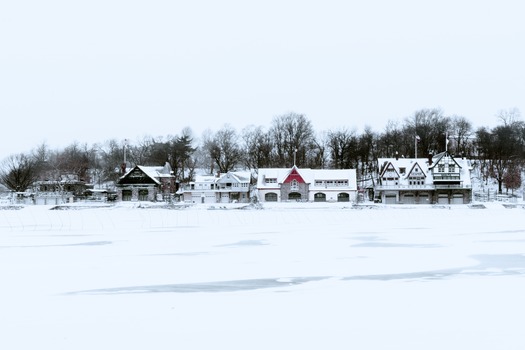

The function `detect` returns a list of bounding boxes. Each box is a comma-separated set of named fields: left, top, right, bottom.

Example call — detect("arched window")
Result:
left=288, top=192, right=301, bottom=201
left=265, top=192, right=278, bottom=202
left=337, top=193, right=350, bottom=202
left=314, top=192, right=326, bottom=202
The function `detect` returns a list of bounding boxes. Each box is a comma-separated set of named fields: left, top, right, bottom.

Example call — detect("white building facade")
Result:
left=257, top=166, right=357, bottom=202
left=374, top=152, right=472, bottom=204
left=180, top=171, right=251, bottom=204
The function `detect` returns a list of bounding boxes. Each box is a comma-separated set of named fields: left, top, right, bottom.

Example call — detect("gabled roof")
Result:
left=428, top=151, right=462, bottom=170
left=118, top=162, right=174, bottom=185
left=377, top=157, right=434, bottom=185
left=407, top=161, right=426, bottom=178
left=377, top=154, right=473, bottom=186
left=379, top=161, right=401, bottom=178
left=282, top=166, right=307, bottom=184
left=216, top=171, right=251, bottom=184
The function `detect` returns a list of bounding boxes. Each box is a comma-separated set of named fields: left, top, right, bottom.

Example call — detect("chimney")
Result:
left=120, top=163, right=127, bottom=175
left=428, top=153, right=433, bottom=166
left=395, top=151, right=399, bottom=161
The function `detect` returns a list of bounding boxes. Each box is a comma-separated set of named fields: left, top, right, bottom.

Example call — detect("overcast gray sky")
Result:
left=1, top=0, right=524, bottom=160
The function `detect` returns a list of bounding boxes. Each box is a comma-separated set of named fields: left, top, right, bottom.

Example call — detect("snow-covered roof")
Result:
left=138, top=162, right=173, bottom=178
left=120, top=162, right=174, bottom=185
left=192, top=174, right=217, bottom=184
left=188, top=171, right=252, bottom=185
left=217, top=171, right=251, bottom=184
left=377, top=153, right=472, bottom=186
left=257, top=167, right=357, bottom=189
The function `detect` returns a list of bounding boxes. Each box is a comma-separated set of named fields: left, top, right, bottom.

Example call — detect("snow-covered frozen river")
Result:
left=1, top=202, right=525, bottom=349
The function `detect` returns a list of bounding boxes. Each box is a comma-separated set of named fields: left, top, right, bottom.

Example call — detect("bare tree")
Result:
left=405, top=108, right=451, bottom=157
left=270, top=112, right=315, bottom=167
left=326, top=128, right=358, bottom=169
left=0, top=153, right=38, bottom=192
left=53, top=142, right=92, bottom=180
left=241, top=125, right=274, bottom=171
left=97, top=139, right=126, bottom=182
left=376, top=120, right=406, bottom=158
left=476, top=120, right=525, bottom=193
left=357, top=126, right=378, bottom=175
left=449, top=115, right=473, bottom=156
left=307, top=133, right=328, bottom=169
left=497, top=107, right=522, bottom=126
left=204, top=125, right=242, bottom=174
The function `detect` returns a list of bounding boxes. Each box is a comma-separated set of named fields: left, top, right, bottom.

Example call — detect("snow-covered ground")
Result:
left=1, top=202, right=525, bottom=349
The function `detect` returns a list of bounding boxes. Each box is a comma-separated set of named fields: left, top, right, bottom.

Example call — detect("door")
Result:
left=337, top=193, right=350, bottom=202
left=314, top=193, right=326, bottom=202
left=451, top=194, right=464, bottom=204
left=384, top=194, right=397, bottom=204
left=288, top=192, right=301, bottom=201
left=438, top=194, right=449, bottom=204
left=402, top=194, right=415, bottom=204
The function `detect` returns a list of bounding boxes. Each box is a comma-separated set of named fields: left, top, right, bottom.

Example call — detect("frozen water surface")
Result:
left=1, top=202, right=525, bottom=349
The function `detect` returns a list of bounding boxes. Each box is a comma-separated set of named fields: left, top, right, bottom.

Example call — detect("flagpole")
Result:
left=415, top=135, right=417, bottom=158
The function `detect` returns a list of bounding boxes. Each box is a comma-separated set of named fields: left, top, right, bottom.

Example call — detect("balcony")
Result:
left=375, top=184, right=471, bottom=190
left=433, top=174, right=460, bottom=181
left=181, top=184, right=249, bottom=193
left=434, top=184, right=471, bottom=190
left=374, top=184, right=434, bottom=191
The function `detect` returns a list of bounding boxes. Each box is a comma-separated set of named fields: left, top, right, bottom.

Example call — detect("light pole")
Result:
left=123, top=139, right=128, bottom=167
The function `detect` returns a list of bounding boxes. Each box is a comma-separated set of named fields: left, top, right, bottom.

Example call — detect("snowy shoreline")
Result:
left=2, top=200, right=525, bottom=349
left=1, top=200, right=524, bottom=211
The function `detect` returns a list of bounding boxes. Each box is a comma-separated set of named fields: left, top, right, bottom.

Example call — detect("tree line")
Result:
left=1, top=108, right=524, bottom=194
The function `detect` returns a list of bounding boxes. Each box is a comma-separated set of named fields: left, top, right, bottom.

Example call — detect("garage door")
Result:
left=385, top=195, right=397, bottom=204
left=437, top=194, right=449, bottom=204
left=402, top=194, right=415, bottom=204
left=419, top=194, right=430, bottom=204
left=451, top=194, right=464, bottom=204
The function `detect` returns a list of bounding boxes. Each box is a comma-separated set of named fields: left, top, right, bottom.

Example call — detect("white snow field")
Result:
left=1, top=202, right=525, bottom=349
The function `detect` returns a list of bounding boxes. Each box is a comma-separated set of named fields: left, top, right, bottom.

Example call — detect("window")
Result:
left=138, top=189, right=148, bottom=201
left=122, top=190, right=132, bottom=201
left=399, top=167, right=406, bottom=174
left=265, top=178, right=277, bottom=184
left=449, top=164, right=455, bottom=172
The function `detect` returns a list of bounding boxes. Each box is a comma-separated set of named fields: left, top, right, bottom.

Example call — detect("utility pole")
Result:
left=123, top=139, right=128, bottom=166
